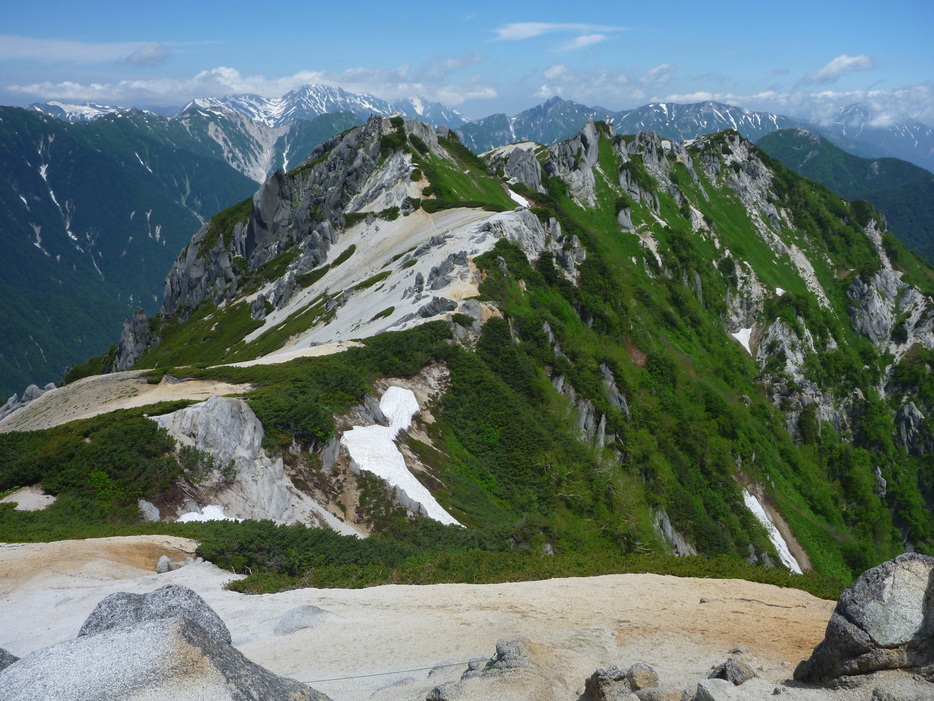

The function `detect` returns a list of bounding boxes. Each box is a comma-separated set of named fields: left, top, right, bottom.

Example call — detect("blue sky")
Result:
left=2, top=0, right=932, bottom=124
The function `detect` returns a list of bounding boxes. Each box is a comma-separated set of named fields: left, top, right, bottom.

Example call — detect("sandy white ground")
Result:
left=0, top=536, right=847, bottom=701
left=0, top=485, right=56, bottom=511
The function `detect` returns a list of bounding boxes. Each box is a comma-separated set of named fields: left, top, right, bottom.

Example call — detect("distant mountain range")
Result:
left=31, top=84, right=468, bottom=130
left=457, top=97, right=934, bottom=174
left=758, top=128, right=934, bottom=262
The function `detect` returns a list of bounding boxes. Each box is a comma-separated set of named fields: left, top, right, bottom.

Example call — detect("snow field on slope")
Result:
left=742, top=488, right=803, bottom=573
left=341, top=386, right=460, bottom=526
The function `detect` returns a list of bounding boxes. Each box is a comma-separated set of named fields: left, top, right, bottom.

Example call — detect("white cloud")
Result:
left=558, top=34, right=608, bottom=52
left=657, top=81, right=934, bottom=127
left=803, top=54, right=875, bottom=84
left=5, top=62, right=497, bottom=108
left=0, top=35, right=150, bottom=65
left=643, top=63, right=674, bottom=87
left=534, top=63, right=674, bottom=104
left=118, top=42, right=173, bottom=67
left=491, top=22, right=625, bottom=41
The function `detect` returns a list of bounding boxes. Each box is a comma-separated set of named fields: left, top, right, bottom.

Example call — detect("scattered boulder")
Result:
left=585, top=662, right=672, bottom=701
left=274, top=605, right=328, bottom=636
left=708, top=658, right=756, bottom=685
left=585, top=665, right=632, bottom=700
left=427, top=637, right=567, bottom=701
left=0, top=584, right=330, bottom=700
left=627, top=662, right=661, bottom=691
left=155, top=555, right=204, bottom=574
left=794, top=553, right=934, bottom=684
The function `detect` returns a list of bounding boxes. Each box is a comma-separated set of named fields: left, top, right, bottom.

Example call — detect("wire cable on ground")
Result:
left=303, top=658, right=493, bottom=685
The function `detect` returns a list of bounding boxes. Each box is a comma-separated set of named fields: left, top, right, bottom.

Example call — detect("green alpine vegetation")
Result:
left=758, top=128, right=934, bottom=263
left=3, top=117, right=934, bottom=600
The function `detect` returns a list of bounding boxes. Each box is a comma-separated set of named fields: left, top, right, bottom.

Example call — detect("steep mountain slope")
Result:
left=4, top=117, right=934, bottom=597
left=0, top=106, right=258, bottom=398
left=758, top=128, right=934, bottom=261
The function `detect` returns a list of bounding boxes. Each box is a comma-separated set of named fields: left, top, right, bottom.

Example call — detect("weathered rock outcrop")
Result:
left=0, top=584, right=330, bottom=700
left=0, top=382, right=55, bottom=422
left=795, top=553, right=934, bottom=683
left=161, top=115, right=423, bottom=319
left=427, top=637, right=568, bottom=701
left=544, top=118, right=600, bottom=206
left=485, top=143, right=545, bottom=194
left=152, top=396, right=358, bottom=534
left=112, top=307, right=151, bottom=372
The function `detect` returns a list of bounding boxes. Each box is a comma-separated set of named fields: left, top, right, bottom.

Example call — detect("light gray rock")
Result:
left=0, top=614, right=330, bottom=700
left=694, top=678, right=745, bottom=700
left=0, top=383, right=56, bottom=422
left=78, top=584, right=231, bottom=645
left=544, top=119, right=600, bottom=206
left=427, top=637, right=566, bottom=701
left=896, top=402, right=932, bottom=458
left=585, top=665, right=635, bottom=701
left=274, top=605, right=328, bottom=636
left=250, top=294, right=268, bottom=321
left=137, top=499, right=160, bottom=522
left=794, top=553, right=934, bottom=683
left=653, top=509, right=697, bottom=557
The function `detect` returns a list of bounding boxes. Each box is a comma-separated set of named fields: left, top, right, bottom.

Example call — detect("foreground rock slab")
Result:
left=0, top=584, right=330, bottom=701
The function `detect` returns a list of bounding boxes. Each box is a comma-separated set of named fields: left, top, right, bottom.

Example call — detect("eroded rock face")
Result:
left=794, top=553, right=934, bottom=683
left=112, top=308, right=151, bottom=372
left=152, top=396, right=357, bottom=534
left=0, top=584, right=330, bottom=701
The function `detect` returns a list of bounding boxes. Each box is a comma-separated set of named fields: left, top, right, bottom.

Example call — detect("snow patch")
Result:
left=508, top=188, right=530, bottom=207
left=732, top=327, right=753, bottom=354
left=341, top=386, right=460, bottom=526
left=176, top=504, right=241, bottom=523
left=776, top=287, right=786, bottom=297
left=742, top=489, right=802, bottom=574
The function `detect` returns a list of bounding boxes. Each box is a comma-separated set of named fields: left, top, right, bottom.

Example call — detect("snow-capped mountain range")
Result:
left=31, top=85, right=468, bottom=129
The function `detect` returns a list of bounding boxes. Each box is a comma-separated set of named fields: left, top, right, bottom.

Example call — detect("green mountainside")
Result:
left=0, top=107, right=357, bottom=399
left=757, top=128, right=934, bottom=261
left=3, top=117, right=934, bottom=597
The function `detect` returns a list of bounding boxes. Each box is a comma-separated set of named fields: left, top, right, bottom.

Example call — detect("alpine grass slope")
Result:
left=4, top=114, right=934, bottom=598
left=757, top=128, right=934, bottom=263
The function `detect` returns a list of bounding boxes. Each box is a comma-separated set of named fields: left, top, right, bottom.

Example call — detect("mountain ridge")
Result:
left=5, top=116, right=934, bottom=610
